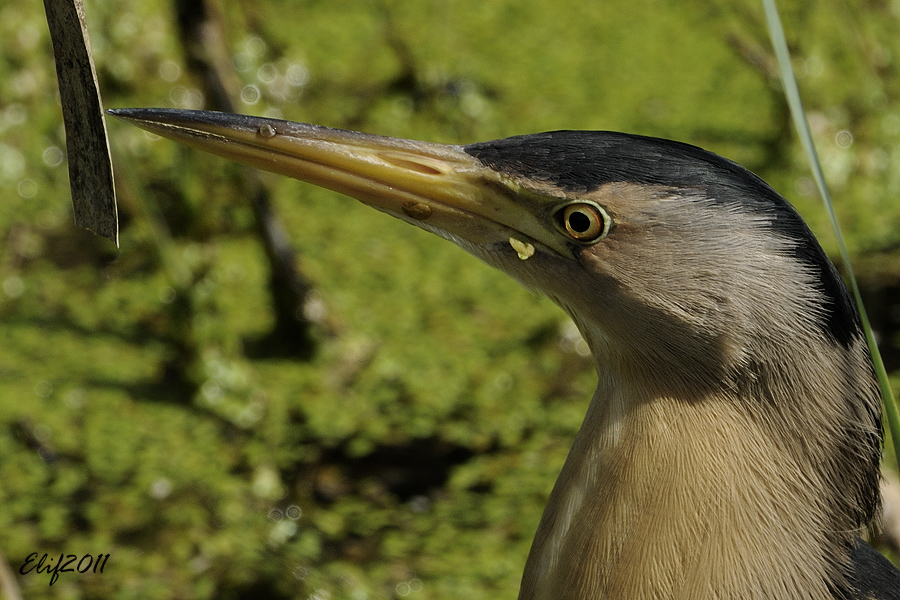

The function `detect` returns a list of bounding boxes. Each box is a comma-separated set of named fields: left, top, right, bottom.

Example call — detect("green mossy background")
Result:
left=2, top=0, right=900, bottom=598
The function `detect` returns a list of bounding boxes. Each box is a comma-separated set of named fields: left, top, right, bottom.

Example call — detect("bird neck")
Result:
left=518, top=382, right=846, bottom=600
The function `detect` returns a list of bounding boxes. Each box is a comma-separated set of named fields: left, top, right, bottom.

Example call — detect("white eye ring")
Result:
left=555, top=202, right=611, bottom=242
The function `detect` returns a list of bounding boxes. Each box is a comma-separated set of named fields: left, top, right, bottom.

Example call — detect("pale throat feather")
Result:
left=519, top=377, right=841, bottom=600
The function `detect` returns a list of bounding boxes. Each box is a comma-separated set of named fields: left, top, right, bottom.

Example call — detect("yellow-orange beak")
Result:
left=107, top=109, right=572, bottom=259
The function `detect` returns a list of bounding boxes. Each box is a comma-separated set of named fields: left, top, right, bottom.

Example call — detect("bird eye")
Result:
left=556, top=202, right=611, bottom=242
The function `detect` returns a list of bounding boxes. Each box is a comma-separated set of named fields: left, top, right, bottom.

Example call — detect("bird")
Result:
left=108, top=107, right=900, bottom=599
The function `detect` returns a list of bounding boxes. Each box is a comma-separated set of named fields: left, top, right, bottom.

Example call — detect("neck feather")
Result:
left=518, top=382, right=861, bottom=600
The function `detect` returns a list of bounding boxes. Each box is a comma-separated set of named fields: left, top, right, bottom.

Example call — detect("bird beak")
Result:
left=107, top=108, right=569, bottom=259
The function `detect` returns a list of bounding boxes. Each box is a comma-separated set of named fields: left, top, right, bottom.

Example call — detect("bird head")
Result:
left=109, top=110, right=863, bottom=396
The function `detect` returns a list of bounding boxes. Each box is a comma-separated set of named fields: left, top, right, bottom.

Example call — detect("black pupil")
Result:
left=568, top=211, right=592, bottom=233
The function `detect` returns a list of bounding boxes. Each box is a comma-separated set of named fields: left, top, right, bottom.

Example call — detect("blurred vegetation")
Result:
left=2, top=0, right=900, bottom=598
